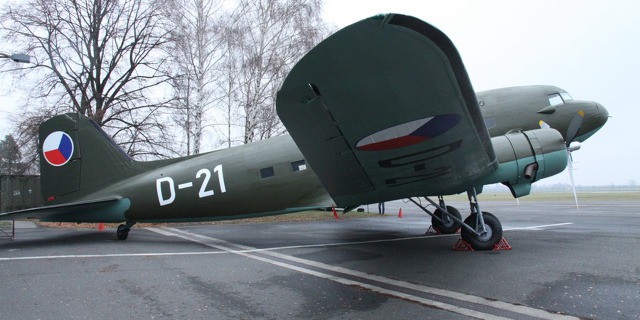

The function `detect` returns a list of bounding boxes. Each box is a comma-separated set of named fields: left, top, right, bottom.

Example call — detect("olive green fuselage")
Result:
left=79, top=135, right=330, bottom=222
left=477, top=86, right=608, bottom=143
left=39, top=85, right=607, bottom=223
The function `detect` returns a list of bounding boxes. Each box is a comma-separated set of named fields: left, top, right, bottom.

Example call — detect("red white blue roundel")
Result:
left=43, top=131, right=74, bottom=166
left=356, top=114, right=461, bottom=151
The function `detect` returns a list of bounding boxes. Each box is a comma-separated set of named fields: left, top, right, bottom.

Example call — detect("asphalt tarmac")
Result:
left=1, top=200, right=639, bottom=319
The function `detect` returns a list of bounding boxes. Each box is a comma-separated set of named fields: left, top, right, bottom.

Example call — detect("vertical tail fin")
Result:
left=39, top=113, right=135, bottom=203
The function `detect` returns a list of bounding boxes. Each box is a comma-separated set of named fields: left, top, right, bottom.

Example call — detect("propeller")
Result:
left=539, top=110, right=585, bottom=209
left=564, top=111, right=585, bottom=147
left=566, top=142, right=580, bottom=210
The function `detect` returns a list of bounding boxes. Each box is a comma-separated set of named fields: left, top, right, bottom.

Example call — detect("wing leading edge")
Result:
left=276, top=14, right=497, bottom=207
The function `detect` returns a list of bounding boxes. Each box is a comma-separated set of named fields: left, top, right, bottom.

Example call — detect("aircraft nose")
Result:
left=573, top=101, right=608, bottom=143
left=594, top=102, right=609, bottom=125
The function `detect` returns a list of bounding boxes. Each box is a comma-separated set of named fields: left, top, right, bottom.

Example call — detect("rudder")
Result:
left=39, top=113, right=135, bottom=204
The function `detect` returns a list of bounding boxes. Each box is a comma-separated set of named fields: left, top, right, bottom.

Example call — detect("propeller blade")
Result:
left=538, top=120, right=550, bottom=129
left=565, top=110, right=585, bottom=146
left=566, top=151, right=579, bottom=210
left=539, top=115, right=581, bottom=209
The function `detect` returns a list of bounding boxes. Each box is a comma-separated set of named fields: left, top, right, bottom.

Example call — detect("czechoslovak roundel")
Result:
left=356, top=114, right=461, bottom=151
left=42, top=131, right=74, bottom=166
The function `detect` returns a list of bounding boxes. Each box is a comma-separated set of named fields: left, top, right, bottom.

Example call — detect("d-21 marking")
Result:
left=156, top=164, right=226, bottom=206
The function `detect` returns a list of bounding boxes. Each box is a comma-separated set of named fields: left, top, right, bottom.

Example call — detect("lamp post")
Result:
left=0, top=53, right=31, bottom=63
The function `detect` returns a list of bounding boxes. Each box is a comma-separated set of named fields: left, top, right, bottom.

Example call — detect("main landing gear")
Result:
left=409, top=188, right=503, bottom=251
left=116, top=221, right=136, bottom=240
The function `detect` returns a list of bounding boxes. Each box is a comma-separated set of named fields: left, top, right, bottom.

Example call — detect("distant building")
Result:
left=0, top=175, right=42, bottom=213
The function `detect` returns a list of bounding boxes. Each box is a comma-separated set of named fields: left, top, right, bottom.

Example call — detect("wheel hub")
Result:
left=477, top=224, right=493, bottom=242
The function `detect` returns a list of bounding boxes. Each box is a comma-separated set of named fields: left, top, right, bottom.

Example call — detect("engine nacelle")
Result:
left=483, top=129, right=568, bottom=197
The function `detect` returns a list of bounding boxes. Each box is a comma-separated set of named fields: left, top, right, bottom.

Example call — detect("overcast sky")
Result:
left=322, top=0, right=640, bottom=186
left=0, top=0, right=637, bottom=186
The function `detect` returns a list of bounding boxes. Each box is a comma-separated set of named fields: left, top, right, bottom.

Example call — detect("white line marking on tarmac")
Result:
left=0, top=251, right=225, bottom=261
left=147, top=227, right=581, bottom=320
left=150, top=228, right=507, bottom=320
left=0, top=222, right=574, bottom=262
left=505, top=222, right=574, bottom=231
left=0, top=225, right=582, bottom=315
left=0, top=235, right=449, bottom=261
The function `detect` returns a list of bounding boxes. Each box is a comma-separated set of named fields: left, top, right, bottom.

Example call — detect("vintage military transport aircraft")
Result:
left=0, top=14, right=608, bottom=250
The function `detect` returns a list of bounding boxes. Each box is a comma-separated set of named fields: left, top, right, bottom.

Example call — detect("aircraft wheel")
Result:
left=431, top=206, right=462, bottom=234
left=461, top=212, right=502, bottom=251
left=116, top=224, right=129, bottom=241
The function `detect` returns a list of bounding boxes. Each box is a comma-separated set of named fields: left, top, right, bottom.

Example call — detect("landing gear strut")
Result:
left=460, top=189, right=503, bottom=250
left=116, top=221, right=136, bottom=240
left=461, top=212, right=502, bottom=250
left=410, top=188, right=503, bottom=250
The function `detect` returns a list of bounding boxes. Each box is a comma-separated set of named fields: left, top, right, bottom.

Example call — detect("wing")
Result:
left=276, top=14, right=497, bottom=207
left=0, top=198, right=130, bottom=223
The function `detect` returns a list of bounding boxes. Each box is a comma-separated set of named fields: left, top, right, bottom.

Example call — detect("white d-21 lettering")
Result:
left=156, top=165, right=226, bottom=206
left=156, top=177, right=175, bottom=206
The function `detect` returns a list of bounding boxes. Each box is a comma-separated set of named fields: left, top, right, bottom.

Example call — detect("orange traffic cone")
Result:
left=398, top=208, right=403, bottom=218
left=332, top=205, right=340, bottom=220
left=98, top=222, right=105, bottom=231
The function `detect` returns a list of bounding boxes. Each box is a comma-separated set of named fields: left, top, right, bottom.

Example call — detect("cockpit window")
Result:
left=548, top=93, right=564, bottom=106
left=560, top=92, right=573, bottom=101
left=548, top=92, right=573, bottom=106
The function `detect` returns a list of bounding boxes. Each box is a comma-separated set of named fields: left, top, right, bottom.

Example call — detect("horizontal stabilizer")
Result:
left=0, top=198, right=130, bottom=223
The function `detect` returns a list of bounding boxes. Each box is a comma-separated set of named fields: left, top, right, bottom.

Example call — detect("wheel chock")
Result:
left=425, top=225, right=440, bottom=235
left=493, top=237, right=512, bottom=251
left=426, top=226, right=461, bottom=236
left=452, top=237, right=512, bottom=251
left=452, top=239, right=474, bottom=251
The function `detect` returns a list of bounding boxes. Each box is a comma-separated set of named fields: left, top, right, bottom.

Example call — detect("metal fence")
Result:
left=0, top=220, right=15, bottom=239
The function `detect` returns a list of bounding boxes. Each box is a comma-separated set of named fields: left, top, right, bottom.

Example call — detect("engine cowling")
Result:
left=483, top=128, right=567, bottom=197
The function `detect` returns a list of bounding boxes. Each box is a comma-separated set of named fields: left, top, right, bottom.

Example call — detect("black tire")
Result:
left=431, top=206, right=462, bottom=234
left=460, top=212, right=502, bottom=251
left=116, top=224, right=129, bottom=241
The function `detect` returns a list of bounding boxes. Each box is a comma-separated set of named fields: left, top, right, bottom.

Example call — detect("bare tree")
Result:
left=219, top=21, right=244, bottom=148
left=164, top=0, right=230, bottom=155
left=164, top=0, right=332, bottom=150
left=227, top=0, right=332, bottom=144
left=0, top=0, right=177, bottom=162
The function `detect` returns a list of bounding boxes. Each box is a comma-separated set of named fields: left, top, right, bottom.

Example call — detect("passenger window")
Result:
left=291, top=160, right=307, bottom=172
left=260, top=167, right=275, bottom=178
left=548, top=93, right=564, bottom=106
